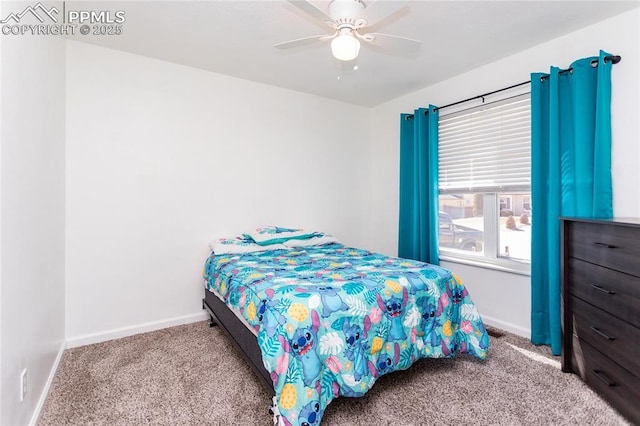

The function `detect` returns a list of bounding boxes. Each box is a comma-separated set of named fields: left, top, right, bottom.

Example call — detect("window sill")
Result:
left=439, top=252, right=531, bottom=276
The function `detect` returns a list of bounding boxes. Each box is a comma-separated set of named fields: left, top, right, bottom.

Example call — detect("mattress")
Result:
left=203, top=243, right=489, bottom=425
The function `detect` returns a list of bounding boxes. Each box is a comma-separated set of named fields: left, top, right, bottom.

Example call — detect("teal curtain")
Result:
left=398, top=105, right=439, bottom=265
left=531, top=50, right=613, bottom=355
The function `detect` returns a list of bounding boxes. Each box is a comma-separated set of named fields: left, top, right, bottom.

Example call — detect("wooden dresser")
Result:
left=561, top=218, right=640, bottom=423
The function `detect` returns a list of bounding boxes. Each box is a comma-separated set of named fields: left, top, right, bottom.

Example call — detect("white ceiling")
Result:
left=67, top=1, right=639, bottom=107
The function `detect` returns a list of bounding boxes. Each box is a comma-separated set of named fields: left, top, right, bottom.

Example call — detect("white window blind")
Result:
left=438, top=93, right=531, bottom=194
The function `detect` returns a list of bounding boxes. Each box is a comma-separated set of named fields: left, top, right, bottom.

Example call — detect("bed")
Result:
left=202, top=228, right=489, bottom=425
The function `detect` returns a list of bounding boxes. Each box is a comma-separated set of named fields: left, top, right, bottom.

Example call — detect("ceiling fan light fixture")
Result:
left=331, top=31, right=360, bottom=61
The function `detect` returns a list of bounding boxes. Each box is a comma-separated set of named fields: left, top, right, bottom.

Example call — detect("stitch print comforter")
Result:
left=203, top=244, right=489, bottom=425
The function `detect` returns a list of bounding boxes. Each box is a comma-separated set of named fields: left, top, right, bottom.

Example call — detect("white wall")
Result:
left=65, top=41, right=372, bottom=343
left=0, top=8, right=67, bottom=426
left=1, top=3, right=4, bottom=420
left=369, top=9, right=640, bottom=337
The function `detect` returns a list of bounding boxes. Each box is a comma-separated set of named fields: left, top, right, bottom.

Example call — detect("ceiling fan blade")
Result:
left=286, top=0, right=333, bottom=23
left=274, top=34, right=333, bottom=50
left=357, top=0, right=408, bottom=27
left=363, top=32, right=422, bottom=52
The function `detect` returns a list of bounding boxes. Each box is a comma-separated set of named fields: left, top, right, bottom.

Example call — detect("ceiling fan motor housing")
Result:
left=328, top=0, right=365, bottom=20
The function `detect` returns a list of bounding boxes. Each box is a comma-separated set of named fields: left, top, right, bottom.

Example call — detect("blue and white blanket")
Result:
left=204, top=243, right=489, bottom=425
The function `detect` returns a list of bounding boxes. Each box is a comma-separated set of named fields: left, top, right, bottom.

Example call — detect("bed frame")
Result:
left=202, top=289, right=275, bottom=395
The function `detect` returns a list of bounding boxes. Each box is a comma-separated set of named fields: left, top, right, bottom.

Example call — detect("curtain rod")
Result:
left=405, top=54, right=621, bottom=120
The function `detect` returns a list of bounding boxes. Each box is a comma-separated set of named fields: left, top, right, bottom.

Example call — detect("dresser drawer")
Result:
left=571, top=335, right=640, bottom=423
left=567, top=257, right=640, bottom=328
left=571, top=297, right=640, bottom=376
left=567, top=221, right=640, bottom=277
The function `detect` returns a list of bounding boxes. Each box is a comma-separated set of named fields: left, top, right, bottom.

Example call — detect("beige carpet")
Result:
left=39, top=321, right=628, bottom=425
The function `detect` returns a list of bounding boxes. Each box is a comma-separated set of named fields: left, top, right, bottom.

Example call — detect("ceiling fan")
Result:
left=275, top=0, right=422, bottom=62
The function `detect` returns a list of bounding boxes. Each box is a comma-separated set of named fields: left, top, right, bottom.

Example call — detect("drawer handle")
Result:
left=592, top=370, right=616, bottom=386
left=593, top=242, right=617, bottom=249
left=590, top=284, right=616, bottom=295
left=590, top=326, right=615, bottom=340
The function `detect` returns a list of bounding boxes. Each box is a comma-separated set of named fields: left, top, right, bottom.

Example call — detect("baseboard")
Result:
left=480, top=314, right=530, bottom=339
left=66, top=311, right=209, bottom=349
left=29, top=341, right=66, bottom=426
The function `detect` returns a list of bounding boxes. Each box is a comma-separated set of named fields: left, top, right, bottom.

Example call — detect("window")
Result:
left=438, top=93, right=531, bottom=272
left=499, top=195, right=512, bottom=213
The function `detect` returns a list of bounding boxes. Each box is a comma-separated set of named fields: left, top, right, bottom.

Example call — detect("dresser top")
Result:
left=560, top=217, right=640, bottom=227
